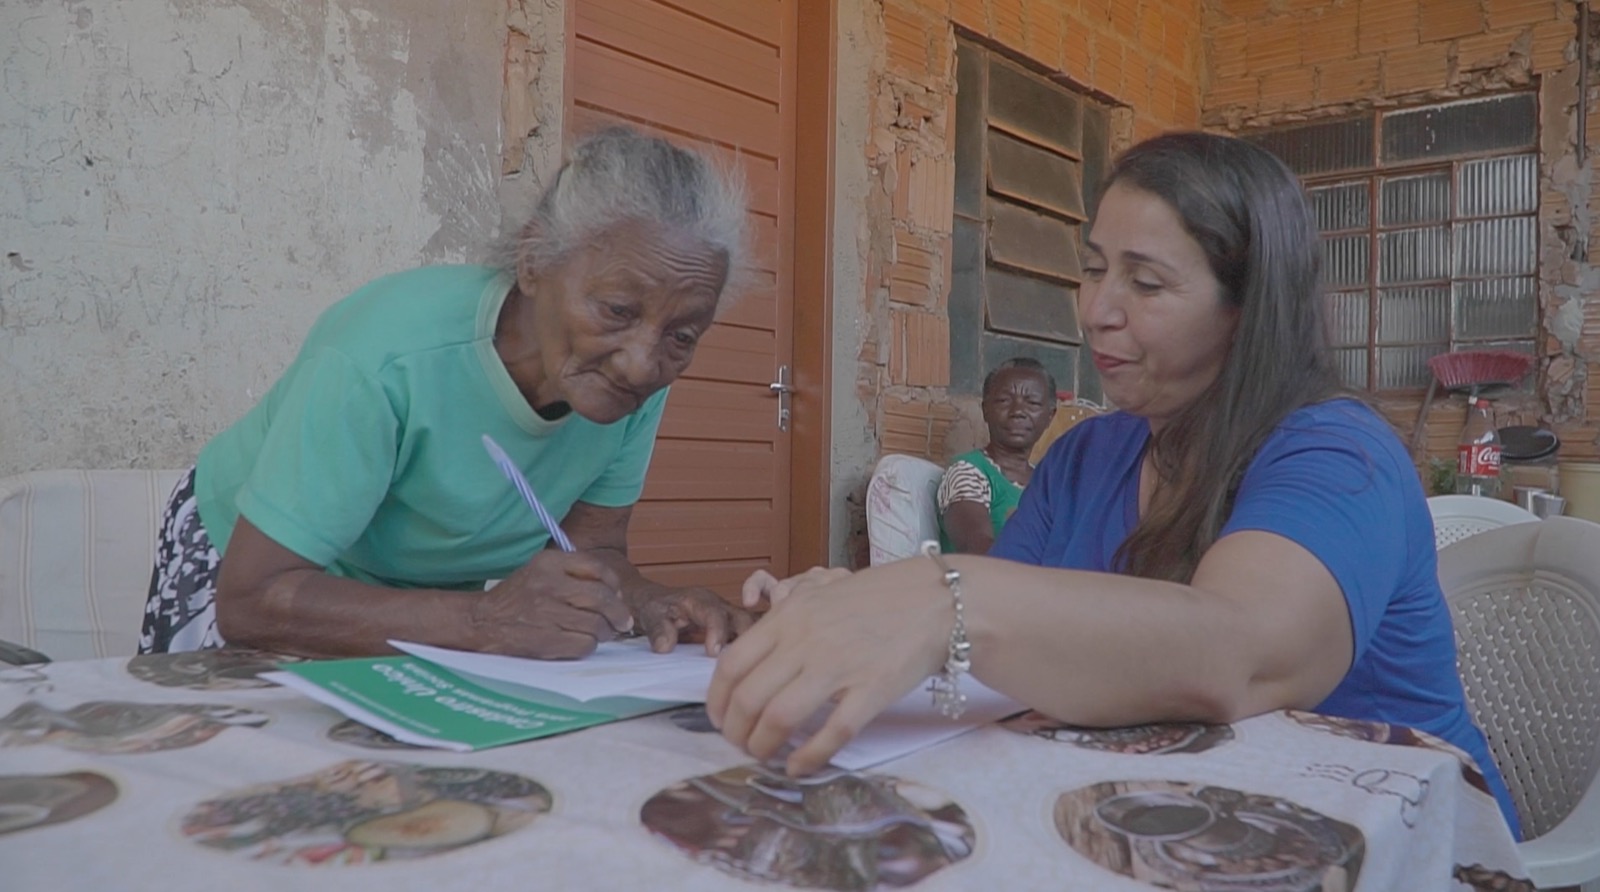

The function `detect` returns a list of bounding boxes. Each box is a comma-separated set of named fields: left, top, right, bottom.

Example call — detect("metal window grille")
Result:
left=950, top=38, right=1112, bottom=398
left=1249, top=94, right=1540, bottom=392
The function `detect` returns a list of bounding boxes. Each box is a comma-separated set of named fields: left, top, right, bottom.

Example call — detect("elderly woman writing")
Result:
left=139, top=128, right=750, bottom=660
left=710, top=133, right=1521, bottom=838
left=937, top=357, right=1057, bottom=554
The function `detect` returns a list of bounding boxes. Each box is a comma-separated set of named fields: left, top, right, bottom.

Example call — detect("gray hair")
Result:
left=510, top=127, right=748, bottom=297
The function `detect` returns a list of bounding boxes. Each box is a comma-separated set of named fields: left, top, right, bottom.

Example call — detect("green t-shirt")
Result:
left=937, top=448, right=1025, bottom=553
left=194, top=265, right=667, bottom=589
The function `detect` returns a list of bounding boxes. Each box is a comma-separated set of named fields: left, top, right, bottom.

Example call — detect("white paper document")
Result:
left=261, top=670, right=475, bottom=752
left=820, top=680, right=1023, bottom=770
left=391, top=639, right=715, bottom=702
left=390, top=638, right=1024, bottom=769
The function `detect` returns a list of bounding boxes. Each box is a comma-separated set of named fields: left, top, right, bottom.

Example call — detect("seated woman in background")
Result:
left=139, top=127, right=751, bottom=661
left=709, top=132, right=1522, bottom=838
left=937, top=358, right=1056, bottom=554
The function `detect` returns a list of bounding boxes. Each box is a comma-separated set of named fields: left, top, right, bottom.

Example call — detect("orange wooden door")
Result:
left=571, top=0, right=796, bottom=597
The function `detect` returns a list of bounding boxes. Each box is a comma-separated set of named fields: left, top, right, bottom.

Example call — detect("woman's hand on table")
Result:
left=473, top=550, right=635, bottom=659
left=626, top=586, right=756, bottom=656
left=740, top=566, right=854, bottom=610
left=709, top=560, right=950, bottom=775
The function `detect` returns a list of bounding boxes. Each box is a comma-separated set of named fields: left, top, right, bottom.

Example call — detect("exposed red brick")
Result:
left=1163, top=12, right=1194, bottom=71
left=1245, top=15, right=1303, bottom=73
left=885, top=2, right=934, bottom=80
left=893, top=146, right=913, bottom=222
left=1138, top=56, right=1164, bottom=110
left=905, top=152, right=954, bottom=234
left=1544, top=188, right=1573, bottom=226
left=1207, top=72, right=1261, bottom=110
left=1319, top=54, right=1382, bottom=104
left=1133, top=115, right=1165, bottom=142
left=889, top=229, right=937, bottom=307
left=1258, top=64, right=1318, bottom=111
left=887, top=308, right=951, bottom=386
left=900, top=97, right=936, bottom=124
left=951, top=0, right=989, bottom=35
left=1301, top=4, right=1360, bottom=66
left=881, top=394, right=960, bottom=460
left=1174, top=81, right=1201, bottom=124
left=1097, top=40, right=1129, bottom=98
left=1215, top=0, right=1272, bottom=20
left=1079, top=0, right=1116, bottom=32
left=1026, top=4, right=1065, bottom=69
left=1109, top=0, right=1140, bottom=38
left=1485, top=0, right=1560, bottom=31
left=1530, top=18, right=1575, bottom=72
left=1383, top=41, right=1451, bottom=95
left=936, top=232, right=953, bottom=310
left=1063, top=20, right=1095, bottom=80
left=1455, top=28, right=1526, bottom=72
left=1358, top=0, right=1420, bottom=54
left=1209, top=21, right=1250, bottom=81
left=1420, top=0, right=1486, bottom=41
left=992, top=0, right=1026, bottom=47
left=1585, top=104, right=1600, bottom=141
left=920, top=316, right=951, bottom=386
left=1150, top=63, right=1182, bottom=123
left=1140, top=3, right=1166, bottom=54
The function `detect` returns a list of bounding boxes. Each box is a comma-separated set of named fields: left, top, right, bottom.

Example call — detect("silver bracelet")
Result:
left=920, top=540, right=971, bottom=719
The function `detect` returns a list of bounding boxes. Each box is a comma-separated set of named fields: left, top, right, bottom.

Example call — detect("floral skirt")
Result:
left=138, top=467, right=227, bottom=654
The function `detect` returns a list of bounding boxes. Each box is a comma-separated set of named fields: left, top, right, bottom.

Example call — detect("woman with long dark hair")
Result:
left=707, top=132, right=1520, bottom=838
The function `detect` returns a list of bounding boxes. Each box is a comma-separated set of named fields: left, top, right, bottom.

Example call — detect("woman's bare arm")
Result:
left=215, top=517, right=632, bottom=659
left=709, top=529, right=1354, bottom=774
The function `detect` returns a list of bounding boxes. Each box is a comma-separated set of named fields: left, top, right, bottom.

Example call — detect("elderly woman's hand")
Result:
left=472, top=551, right=635, bottom=659
left=627, top=586, right=756, bottom=656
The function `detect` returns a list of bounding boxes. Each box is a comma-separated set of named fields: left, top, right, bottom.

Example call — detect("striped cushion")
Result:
left=0, top=469, right=183, bottom=661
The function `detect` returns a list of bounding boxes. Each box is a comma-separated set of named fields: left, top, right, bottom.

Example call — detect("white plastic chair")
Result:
left=0, top=469, right=184, bottom=661
left=865, top=454, right=944, bottom=566
left=1428, top=494, right=1539, bottom=550
left=1438, top=517, right=1600, bottom=889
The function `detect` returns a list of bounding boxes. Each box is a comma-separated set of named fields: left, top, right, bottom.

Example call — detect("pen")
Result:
left=481, top=433, right=576, bottom=553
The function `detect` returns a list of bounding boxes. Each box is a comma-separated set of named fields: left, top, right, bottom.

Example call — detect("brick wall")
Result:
left=860, top=0, right=1206, bottom=463
left=843, top=0, right=1205, bottom=562
left=1202, top=0, right=1600, bottom=464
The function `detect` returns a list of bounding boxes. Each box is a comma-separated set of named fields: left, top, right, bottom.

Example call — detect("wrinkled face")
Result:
left=981, top=368, right=1055, bottom=452
left=1080, top=182, right=1239, bottom=429
left=523, top=219, right=728, bottom=424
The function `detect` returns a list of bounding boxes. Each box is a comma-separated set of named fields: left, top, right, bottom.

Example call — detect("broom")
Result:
left=1408, top=350, right=1537, bottom=457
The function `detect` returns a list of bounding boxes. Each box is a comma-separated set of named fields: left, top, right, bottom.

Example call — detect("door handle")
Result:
left=769, top=365, right=793, bottom=431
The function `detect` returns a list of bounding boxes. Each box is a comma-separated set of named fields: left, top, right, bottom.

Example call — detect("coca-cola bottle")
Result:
left=1455, top=397, right=1502, bottom=498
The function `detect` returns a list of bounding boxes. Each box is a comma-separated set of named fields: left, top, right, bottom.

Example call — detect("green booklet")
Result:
left=266, top=657, right=684, bottom=751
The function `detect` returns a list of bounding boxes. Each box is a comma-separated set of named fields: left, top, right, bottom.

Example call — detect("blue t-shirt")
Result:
left=992, top=399, right=1520, bottom=837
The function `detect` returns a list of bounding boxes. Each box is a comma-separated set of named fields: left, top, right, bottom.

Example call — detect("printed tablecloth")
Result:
left=0, top=650, right=1529, bottom=891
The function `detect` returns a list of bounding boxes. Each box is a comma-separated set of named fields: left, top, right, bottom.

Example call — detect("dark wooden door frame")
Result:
left=790, top=0, right=836, bottom=570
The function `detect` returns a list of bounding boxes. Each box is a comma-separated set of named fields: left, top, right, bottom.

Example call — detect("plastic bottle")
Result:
left=1455, top=397, right=1502, bottom=498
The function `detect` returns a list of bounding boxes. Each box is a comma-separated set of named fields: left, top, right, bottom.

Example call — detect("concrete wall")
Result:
left=830, top=0, right=883, bottom=565
left=0, top=0, right=564, bottom=476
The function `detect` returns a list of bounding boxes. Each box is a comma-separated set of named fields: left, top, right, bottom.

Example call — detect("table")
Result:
left=0, top=650, right=1529, bottom=891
